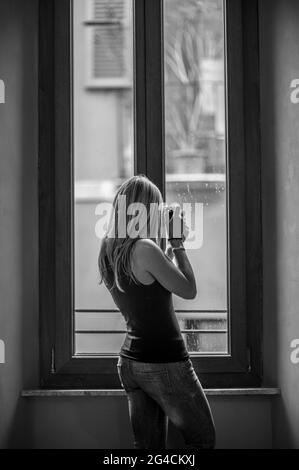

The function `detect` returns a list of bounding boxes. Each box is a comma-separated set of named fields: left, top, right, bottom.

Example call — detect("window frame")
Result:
left=39, top=0, right=262, bottom=389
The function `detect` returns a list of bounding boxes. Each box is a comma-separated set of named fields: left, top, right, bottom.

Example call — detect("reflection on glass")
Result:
left=73, top=0, right=134, bottom=355
left=164, top=0, right=228, bottom=353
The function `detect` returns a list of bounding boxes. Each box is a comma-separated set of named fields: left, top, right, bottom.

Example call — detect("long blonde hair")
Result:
left=99, top=175, right=164, bottom=292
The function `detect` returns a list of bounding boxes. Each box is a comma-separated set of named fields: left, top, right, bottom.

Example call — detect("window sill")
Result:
left=21, top=388, right=280, bottom=398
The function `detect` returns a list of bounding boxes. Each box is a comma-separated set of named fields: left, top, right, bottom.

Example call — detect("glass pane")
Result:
left=164, top=0, right=228, bottom=353
left=76, top=334, right=126, bottom=355
left=73, top=0, right=134, bottom=355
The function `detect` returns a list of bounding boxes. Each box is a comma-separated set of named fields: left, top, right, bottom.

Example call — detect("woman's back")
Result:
left=104, top=240, right=189, bottom=363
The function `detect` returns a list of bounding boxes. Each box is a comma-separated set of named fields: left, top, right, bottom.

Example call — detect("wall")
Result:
left=0, top=0, right=299, bottom=450
left=260, top=0, right=299, bottom=449
left=0, top=0, right=39, bottom=449
left=23, top=396, right=272, bottom=450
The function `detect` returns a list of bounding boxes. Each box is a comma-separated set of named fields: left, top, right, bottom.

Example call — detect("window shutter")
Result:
left=86, top=0, right=131, bottom=88
left=93, top=0, right=124, bottom=22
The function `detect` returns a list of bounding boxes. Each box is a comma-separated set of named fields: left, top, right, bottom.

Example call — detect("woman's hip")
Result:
left=117, top=355, right=203, bottom=397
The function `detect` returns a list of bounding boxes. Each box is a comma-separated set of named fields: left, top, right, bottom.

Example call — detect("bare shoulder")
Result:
left=132, top=239, right=163, bottom=264
left=133, top=238, right=161, bottom=254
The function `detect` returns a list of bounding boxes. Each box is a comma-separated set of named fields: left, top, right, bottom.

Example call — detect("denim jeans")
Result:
left=117, top=356, right=216, bottom=450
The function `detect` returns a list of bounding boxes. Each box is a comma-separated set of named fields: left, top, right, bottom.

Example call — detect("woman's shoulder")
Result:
left=131, top=239, right=165, bottom=266
left=133, top=238, right=160, bottom=255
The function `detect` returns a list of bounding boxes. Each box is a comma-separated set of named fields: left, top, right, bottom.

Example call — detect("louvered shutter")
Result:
left=86, top=0, right=132, bottom=88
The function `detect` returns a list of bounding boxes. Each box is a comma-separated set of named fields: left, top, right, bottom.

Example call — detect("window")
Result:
left=164, top=0, right=228, bottom=355
left=39, top=0, right=262, bottom=389
left=73, top=0, right=134, bottom=356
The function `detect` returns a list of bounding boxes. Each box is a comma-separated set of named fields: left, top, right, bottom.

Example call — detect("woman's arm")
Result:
left=133, top=239, right=197, bottom=300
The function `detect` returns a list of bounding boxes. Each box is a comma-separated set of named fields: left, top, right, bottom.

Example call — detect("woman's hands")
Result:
left=166, top=205, right=190, bottom=246
left=164, top=205, right=191, bottom=261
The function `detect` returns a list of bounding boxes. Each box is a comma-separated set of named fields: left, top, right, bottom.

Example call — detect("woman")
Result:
left=99, top=175, right=216, bottom=450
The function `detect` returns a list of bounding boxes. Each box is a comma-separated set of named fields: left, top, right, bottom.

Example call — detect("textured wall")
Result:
left=260, top=0, right=299, bottom=450
left=0, top=0, right=39, bottom=449
left=22, top=396, right=272, bottom=450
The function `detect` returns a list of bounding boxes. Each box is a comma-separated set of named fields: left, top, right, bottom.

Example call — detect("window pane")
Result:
left=73, top=0, right=228, bottom=358
left=73, top=0, right=134, bottom=355
left=164, top=0, right=228, bottom=353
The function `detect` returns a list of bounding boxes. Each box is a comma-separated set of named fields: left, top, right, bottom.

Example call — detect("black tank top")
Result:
left=105, top=251, right=190, bottom=364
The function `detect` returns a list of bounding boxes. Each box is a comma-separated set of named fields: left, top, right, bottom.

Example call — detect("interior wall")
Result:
left=260, top=0, right=299, bottom=450
left=0, top=0, right=39, bottom=449
left=23, top=396, right=272, bottom=450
